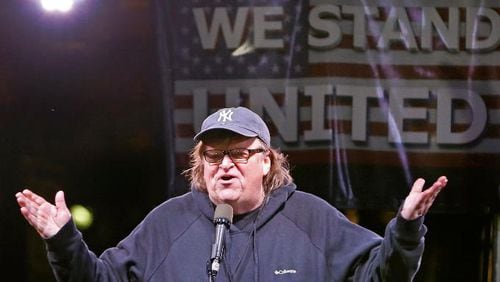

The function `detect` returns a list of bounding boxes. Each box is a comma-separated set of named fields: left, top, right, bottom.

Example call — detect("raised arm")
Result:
left=15, top=189, right=71, bottom=239
left=15, top=189, right=143, bottom=281
left=346, top=176, right=449, bottom=281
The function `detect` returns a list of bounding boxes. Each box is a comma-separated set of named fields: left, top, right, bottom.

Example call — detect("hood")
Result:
left=192, top=183, right=297, bottom=229
left=192, top=184, right=297, bottom=281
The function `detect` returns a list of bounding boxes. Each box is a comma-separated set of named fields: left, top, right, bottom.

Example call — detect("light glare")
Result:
left=70, top=204, right=94, bottom=230
left=41, top=0, right=75, bottom=13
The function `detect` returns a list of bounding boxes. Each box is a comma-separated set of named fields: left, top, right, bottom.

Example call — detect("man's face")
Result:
left=202, top=135, right=270, bottom=214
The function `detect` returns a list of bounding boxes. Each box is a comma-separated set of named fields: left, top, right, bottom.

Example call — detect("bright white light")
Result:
left=41, top=0, right=75, bottom=13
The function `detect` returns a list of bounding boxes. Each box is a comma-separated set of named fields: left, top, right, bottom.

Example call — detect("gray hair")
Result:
left=182, top=140, right=293, bottom=194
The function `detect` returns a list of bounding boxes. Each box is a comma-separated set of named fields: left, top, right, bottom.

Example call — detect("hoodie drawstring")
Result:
left=252, top=222, right=259, bottom=282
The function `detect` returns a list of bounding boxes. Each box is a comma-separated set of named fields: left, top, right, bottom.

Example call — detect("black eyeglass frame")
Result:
left=202, top=148, right=267, bottom=164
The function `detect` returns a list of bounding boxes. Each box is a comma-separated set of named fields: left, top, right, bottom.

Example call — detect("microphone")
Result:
left=207, top=204, right=233, bottom=280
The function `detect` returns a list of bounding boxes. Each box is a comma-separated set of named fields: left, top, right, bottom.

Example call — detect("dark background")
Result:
left=1, top=1, right=169, bottom=280
left=0, top=1, right=497, bottom=281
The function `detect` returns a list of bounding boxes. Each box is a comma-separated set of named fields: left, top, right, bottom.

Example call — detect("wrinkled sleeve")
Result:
left=323, top=205, right=426, bottom=282
left=45, top=219, right=144, bottom=282
left=350, top=213, right=426, bottom=282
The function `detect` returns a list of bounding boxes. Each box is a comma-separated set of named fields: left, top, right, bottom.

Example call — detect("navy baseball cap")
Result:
left=194, top=107, right=270, bottom=145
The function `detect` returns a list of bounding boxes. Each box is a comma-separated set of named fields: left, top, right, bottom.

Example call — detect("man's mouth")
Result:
left=219, top=174, right=236, bottom=183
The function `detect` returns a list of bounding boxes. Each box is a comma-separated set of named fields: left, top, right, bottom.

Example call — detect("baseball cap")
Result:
left=193, top=107, right=271, bottom=145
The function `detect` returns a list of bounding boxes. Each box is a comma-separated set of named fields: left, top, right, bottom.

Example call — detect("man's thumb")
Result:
left=55, top=190, right=68, bottom=210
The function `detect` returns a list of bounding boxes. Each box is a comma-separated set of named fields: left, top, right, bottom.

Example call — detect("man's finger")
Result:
left=411, top=178, right=425, bottom=193
left=17, top=196, right=39, bottom=218
left=425, top=177, right=448, bottom=195
left=19, top=207, right=34, bottom=225
left=23, top=189, right=47, bottom=206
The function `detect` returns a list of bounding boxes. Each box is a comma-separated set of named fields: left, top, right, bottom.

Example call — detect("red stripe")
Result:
left=174, top=93, right=500, bottom=110
left=176, top=121, right=500, bottom=138
left=328, top=34, right=500, bottom=52
left=175, top=150, right=498, bottom=168
left=310, top=63, right=500, bottom=80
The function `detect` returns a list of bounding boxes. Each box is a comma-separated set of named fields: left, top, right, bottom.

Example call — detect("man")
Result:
left=16, top=106, right=448, bottom=281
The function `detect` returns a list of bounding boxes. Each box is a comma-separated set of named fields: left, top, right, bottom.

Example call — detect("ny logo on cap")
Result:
left=217, top=109, right=233, bottom=123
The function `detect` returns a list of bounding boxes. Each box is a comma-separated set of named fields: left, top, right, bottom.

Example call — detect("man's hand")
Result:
left=401, top=176, right=448, bottom=220
left=16, top=189, right=72, bottom=239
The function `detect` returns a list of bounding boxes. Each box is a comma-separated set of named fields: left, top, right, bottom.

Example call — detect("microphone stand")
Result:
left=206, top=257, right=220, bottom=282
left=207, top=217, right=230, bottom=282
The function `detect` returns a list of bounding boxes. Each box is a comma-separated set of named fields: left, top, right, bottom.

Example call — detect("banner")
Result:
left=156, top=0, right=500, bottom=211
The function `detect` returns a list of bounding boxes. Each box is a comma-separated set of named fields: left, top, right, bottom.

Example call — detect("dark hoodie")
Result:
left=45, top=183, right=426, bottom=281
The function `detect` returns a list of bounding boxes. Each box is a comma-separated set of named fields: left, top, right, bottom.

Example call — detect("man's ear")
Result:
left=262, top=154, right=271, bottom=176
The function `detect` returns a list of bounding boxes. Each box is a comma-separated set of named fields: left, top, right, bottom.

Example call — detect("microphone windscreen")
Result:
left=214, top=204, right=233, bottom=223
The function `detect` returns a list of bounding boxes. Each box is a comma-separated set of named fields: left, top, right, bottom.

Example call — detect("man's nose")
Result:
left=219, top=154, right=235, bottom=169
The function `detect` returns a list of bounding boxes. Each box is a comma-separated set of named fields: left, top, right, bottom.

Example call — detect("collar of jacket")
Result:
left=191, top=183, right=297, bottom=231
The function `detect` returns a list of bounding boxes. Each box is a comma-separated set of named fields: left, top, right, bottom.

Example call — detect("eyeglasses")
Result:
left=202, top=148, right=267, bottom=164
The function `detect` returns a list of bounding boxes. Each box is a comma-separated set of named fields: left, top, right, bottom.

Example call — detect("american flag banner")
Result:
left=155, top=0, right=500, bottom=211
